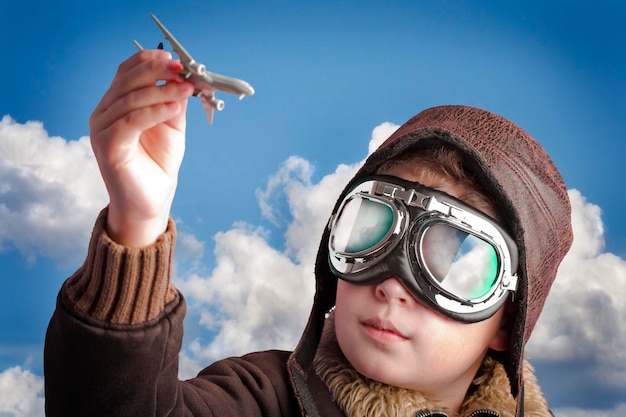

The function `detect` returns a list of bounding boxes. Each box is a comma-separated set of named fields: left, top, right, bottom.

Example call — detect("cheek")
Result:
left=432, top=311, right=504, bottom=357
left=333, top=284, right=352, bottom=356
left=334, top=281, right=355, bottom=324
left=335, top=280, right=364, bottom=309
left=334, top=281, right=366, bottom=338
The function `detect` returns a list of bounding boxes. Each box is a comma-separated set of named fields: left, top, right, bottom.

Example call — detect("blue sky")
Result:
left=1, top=1, right=625, bottom=416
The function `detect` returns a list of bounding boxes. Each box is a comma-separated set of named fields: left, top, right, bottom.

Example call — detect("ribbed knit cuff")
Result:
left=63, top=207, right=179, bottom=325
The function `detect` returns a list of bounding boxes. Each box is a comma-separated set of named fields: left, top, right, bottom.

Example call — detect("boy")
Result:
left=45, top=50, right=572, bottom=416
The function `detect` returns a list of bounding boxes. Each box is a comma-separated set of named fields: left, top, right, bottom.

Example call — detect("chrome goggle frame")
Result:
left=328, top=175, right=519, bottom=322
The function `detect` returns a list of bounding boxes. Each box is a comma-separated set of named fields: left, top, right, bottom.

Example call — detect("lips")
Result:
left=361, top=317, right=409, bottom=341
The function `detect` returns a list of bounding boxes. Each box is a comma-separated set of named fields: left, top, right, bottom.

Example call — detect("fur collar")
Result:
left=313, top=315, right=551, bottom=417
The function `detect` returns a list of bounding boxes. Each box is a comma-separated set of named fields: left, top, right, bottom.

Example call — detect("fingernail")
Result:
left=167, top=60, right=184, bottom=72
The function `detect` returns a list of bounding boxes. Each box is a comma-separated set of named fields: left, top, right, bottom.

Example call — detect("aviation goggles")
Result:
left=328, top=175, right=519, bottom=322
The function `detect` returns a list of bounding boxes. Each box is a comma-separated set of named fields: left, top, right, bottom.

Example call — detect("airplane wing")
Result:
left=196, top=86, right=225, bottom=125
left=149, top=13, right=195, bottom=65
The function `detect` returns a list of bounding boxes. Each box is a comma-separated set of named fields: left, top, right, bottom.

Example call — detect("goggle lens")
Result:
left=420, top=223, right=499, bottom=299
left=333, top=197, right=394, bottom=254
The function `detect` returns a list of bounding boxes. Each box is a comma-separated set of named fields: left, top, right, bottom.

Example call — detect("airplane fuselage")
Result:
left=183, top=70, right=255, bottom=99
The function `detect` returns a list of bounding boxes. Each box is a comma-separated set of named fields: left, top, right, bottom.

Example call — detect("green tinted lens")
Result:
left=421, top=223, right=499, bottom=300
left=333, top=197, right=394, bottom=254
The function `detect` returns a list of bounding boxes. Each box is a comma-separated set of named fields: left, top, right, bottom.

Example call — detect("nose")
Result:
left=375, top=278, right=415, bottom=306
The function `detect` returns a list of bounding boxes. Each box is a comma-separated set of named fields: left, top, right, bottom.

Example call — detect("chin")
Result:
left=354, top=360, right=408, bottom=388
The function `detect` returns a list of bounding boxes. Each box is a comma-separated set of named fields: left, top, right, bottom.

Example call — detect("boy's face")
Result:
left=333, top=164, right=509, bottom=404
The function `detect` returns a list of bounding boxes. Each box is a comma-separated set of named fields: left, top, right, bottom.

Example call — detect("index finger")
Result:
left=93, top=50, right=182, bottom=117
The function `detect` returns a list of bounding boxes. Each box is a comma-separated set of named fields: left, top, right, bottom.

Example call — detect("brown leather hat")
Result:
left=305, top=105, right=573, bottom=406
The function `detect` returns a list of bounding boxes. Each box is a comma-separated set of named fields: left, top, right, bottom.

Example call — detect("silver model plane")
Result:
left=133, top=14, right=255, bottom=124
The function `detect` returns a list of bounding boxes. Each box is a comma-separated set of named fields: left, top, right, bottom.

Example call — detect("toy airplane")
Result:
left=133, top=14, right=255, bottom=124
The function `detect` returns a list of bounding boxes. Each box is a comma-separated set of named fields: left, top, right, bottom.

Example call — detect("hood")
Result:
left=291, top=105, right=572, bottom=409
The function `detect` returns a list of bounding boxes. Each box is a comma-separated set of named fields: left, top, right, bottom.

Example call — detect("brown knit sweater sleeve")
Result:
left=63, top=207, right=179, bottom=325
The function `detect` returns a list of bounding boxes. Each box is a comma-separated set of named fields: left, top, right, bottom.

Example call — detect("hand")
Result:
left=89, top=49, right=194, bottom=247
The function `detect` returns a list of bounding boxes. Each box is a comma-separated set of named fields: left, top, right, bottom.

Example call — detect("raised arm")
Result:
left=45, top=50, right=194, bottom=415
left=45, top=50, right=302, bottom=417
left=89, top=49, right=194, bottom=247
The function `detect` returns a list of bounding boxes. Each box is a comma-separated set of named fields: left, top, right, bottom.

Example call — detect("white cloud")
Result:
left=0, top=367, right=44, bottom=417
left=0, top=116, right=107, bottom=266
left=368, top=121, right=399, bottom=155
left=255, top=156, right=315, bottom=227
left=0, top=116, right=396, bottom=268
left=527, top=190, right=626, bottom=380
left=175, top=231, right=205, bottom=263
left=176, top=163, right=357, bottom=362
left=181, top=223, right=315, bottom=360
left=526, top=189, right=626, bottom=410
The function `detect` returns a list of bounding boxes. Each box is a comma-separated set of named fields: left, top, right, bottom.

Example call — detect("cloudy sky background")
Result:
left=1, top=1, right=625, bottom=416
